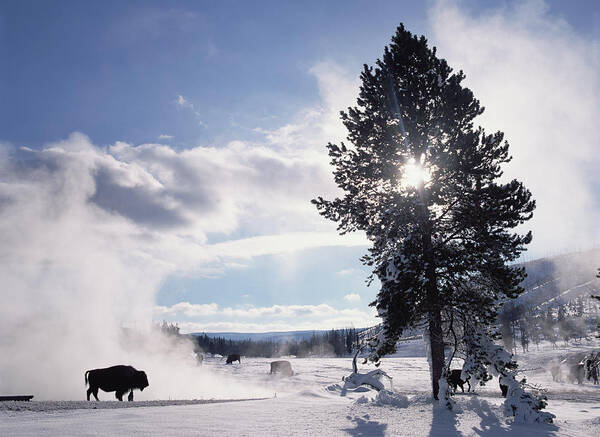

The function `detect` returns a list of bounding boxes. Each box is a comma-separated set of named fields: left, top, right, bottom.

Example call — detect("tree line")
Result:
left=498, top=295, right=600, bottom=353
left=192, top=328, right=361, bottom=358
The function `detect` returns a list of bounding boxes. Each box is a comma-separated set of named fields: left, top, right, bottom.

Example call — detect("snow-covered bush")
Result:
left=461, top=327, right=554, bottom=424
left=342, top=369, right=393, bottom=392
left=373, top=390, right=409, bottom=407
left=437, top=368, right=455, bottom=410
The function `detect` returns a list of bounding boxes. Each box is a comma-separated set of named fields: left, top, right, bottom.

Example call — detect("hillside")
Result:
left=517, top=249, right=600, bottom=307
left=189, top=330, right=328, bottom=342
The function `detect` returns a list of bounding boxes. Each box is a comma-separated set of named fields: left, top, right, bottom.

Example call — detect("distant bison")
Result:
left=549, top=360, right=562, bottom=382
left=447, top=369, right=470, bottom=393
left=226, top=354, right=241, bottom=364
left=499, top=381, right=508, bottom=397
left=85, top=365, right=149, bottom=401
left=270, top=360, right=293, bottom=376
left=568, top=363, right=585, bottom=385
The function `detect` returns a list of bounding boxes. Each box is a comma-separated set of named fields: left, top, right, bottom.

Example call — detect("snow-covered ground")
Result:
left=2, top=340, right=599, bottom=436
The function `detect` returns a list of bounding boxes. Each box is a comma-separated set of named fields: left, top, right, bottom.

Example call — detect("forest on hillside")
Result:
left=156, top=322, right=362, bottom=358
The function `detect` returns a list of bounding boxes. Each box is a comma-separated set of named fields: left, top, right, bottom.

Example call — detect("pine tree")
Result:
left=499, top=311, right=515, bottom=354
left=575, top=296, right=585, bottom=318
left=519, top=318, right=530, bottom=353
left=313, top=24, right=535, bottom=400
left=528, top=312, right=542, bottom=351
left=545, top=306, right=554, bottom=324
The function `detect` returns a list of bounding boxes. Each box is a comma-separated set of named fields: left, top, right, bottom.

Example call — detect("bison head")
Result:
left=135, top=370, right=149, bottom=391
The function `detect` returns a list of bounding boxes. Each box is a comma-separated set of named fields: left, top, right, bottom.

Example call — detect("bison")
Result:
left=226, top=354, right=241, bottom=364
left=270, top=360, right=293, bottom=376
left=499, top=381, right=508, bottom=397
left=568, top=363, right=585, bottom=385
left=447, top=369, right=470, bottom=393
left=549, top=360, right=562, bottom=382
left=85, top=365, right=149, bottom=401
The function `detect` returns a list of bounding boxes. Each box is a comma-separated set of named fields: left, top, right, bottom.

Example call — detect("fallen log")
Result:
left=0, top=395, right=34, bottom=401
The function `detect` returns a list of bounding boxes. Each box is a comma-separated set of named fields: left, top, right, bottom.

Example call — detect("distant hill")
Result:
left=189, top=330, right=340, bottom=343
left=516, top=248, right=600, bottom=308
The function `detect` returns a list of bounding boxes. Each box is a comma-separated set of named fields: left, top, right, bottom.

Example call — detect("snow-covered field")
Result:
left=2, top=340, right=599, bottom=436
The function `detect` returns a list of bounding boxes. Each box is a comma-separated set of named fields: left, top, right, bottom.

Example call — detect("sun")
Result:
left=401, top=155, right=431, bottom=188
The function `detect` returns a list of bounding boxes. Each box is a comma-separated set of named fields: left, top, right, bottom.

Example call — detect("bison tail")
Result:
left=85, top=370, right=90, bottom=386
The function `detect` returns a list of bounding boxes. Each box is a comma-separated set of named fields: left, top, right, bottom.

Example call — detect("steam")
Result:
left=429, top=0, right=600, bottom=258
left=0, top=134, right=331, bottom=400
left=0, top=64, right=361, bottom=400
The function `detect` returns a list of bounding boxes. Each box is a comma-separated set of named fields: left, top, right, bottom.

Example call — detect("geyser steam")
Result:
left=0, top=135, right=269, bottom=400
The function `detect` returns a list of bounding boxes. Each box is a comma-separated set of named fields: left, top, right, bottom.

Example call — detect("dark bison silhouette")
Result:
left=447, top=369, right=470, bottom=393
left=85, top=365, right=149, bottom=401
left=226, top=354, right=241, bottom=364
left=270, top=360, right=293, bottom=376
left=499, top=380, right=508, bottom=397
left=568, top=363, right=585, bottom=384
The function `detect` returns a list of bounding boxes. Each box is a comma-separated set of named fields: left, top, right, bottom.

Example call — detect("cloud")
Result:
left=254, top=61, right=359, bottom=151
left=337, top=268, right=359, bottom=276
left=429, top=0, right=600, bottom=256
left=175, top=94, right=206, bottom=127
left=176, top=94, right=193, bottom=109
left=158, top=134, right=173, bottom=140
left=155, top=302, right=377, bottom=332
left=206, top=232, right=367, bottom=259
left=344, top=293, right=361, bottom=302
left=0, top=134, right=368, bottom=279
left=155, top=302, right=219, bottom=317
left=0, top=62, right=364, bottom=397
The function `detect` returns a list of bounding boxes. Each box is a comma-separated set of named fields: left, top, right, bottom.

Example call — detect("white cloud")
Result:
left=155, top=302, right=377, bottom=333
left=337, top=268, right=359, bottom=276
left=429, top=0, right=600, bottom=256
left=343, top=293, right=361, bottom=302
left=206, top=232, right=367, bottom=260
left=178, top=320, right=367, bottom=333
left=155, top=302, right=219, bottom=317
left=175, top=94, right=206, bottom=127
left=254, top=61, right=358, bottom=152
left=175, top=94, right=192, bottom=109
left=158, top=134, right=173, bottom=140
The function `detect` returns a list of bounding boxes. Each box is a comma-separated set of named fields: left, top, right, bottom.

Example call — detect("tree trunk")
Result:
left=429, top=308, right=445, bottom=400
left=417, top=180, right=444, bottom=399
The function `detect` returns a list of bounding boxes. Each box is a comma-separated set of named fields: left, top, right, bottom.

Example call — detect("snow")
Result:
left=337, top=369, right=394, bottom=392
left=2, top=343, right=600, bottom=436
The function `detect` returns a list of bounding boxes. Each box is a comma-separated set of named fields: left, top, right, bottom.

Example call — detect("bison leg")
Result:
left=128, top=390, right=134, bottom=402
left=466, top=379, right=471, bottom=392
left=88, top=387, right=99, bottom=401
left=116, top=391, right=124, bottom=401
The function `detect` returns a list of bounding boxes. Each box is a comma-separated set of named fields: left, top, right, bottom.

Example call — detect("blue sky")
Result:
left=1, top=1, right=599, bottom=333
